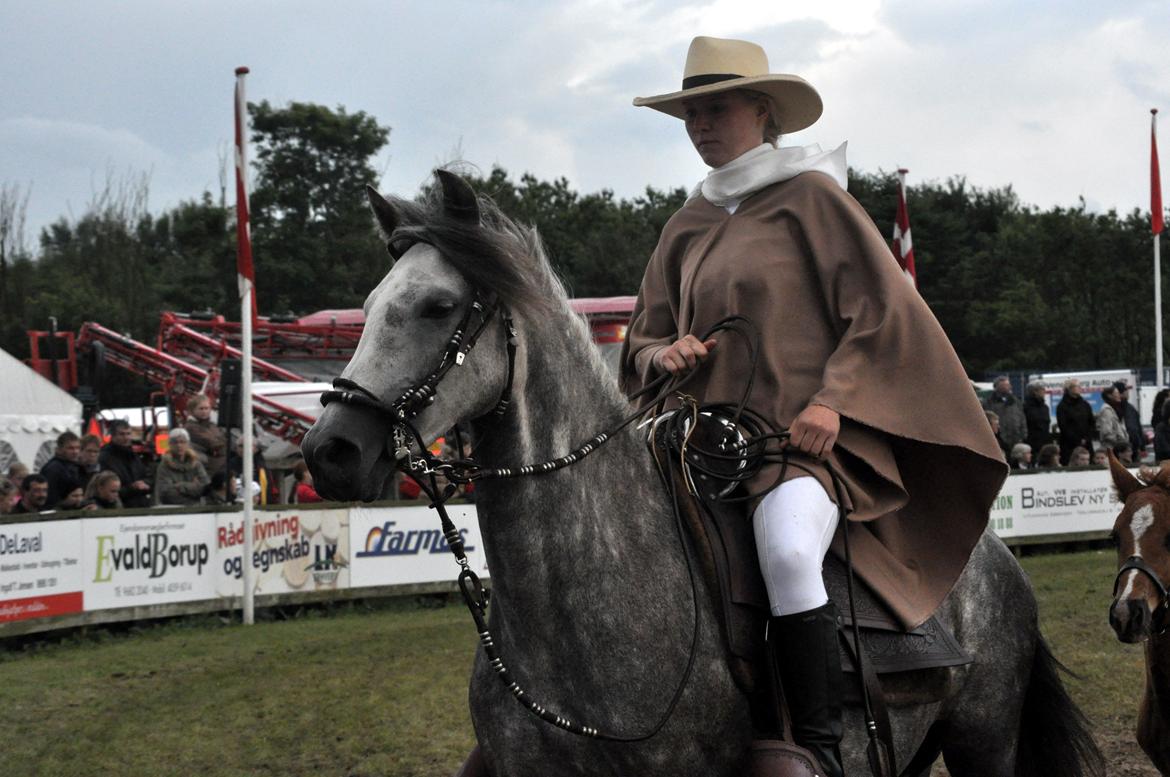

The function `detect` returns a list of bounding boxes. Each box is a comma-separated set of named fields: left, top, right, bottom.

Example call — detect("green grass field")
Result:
left=0, top=549, right=1157, bottom=776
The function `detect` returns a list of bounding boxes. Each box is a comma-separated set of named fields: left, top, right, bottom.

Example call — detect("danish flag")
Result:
left=235, top=67, right=257, bottom=323
left=1154, top=109, right=1164, bottom=236
left=891, top=168, right=917, bottom=287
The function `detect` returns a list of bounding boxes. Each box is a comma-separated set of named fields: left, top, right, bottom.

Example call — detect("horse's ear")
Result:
left=435, top=169, right=480, bottom=223
left=1109, top=449, right=1144, bottom=499
left=366, top=184, right=399, bottom=236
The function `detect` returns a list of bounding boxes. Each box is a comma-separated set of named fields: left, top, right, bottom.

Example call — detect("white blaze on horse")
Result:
left=1108, top=453, right=1170, bottom=775
left=302, top=170, right=1102, bottom=777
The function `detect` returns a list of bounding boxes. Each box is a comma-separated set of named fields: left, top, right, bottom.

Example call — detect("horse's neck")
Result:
left=484, top=307, right=631, bottom=460
left=468, top=303, right=641, bottom=463
left=470, top=306, right=672, bottom=619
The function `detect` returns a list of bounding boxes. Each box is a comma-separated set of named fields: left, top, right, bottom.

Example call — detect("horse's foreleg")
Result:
left=1137, top=695, right=1170, bottom=776
left=1139, top=635, right=1170, bottom=776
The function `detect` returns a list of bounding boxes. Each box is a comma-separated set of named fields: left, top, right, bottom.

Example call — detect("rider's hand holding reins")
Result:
left=654, top=335, right=717, bottom=374
left=785, top=404, right=840, bottom=459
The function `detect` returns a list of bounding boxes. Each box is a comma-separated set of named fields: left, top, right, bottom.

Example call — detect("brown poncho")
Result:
left=620, top=171, right=1007, bottom=628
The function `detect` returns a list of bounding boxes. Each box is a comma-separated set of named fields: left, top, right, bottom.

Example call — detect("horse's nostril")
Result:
left=1129, top=599, right=1148, bottom=627
left=317, top=437, right=361, bottom=470
left=309, top=437, right=363, bottom=499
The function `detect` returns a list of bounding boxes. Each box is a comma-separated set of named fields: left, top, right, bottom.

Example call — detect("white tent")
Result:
left=0, top=347, right=82, bottom=472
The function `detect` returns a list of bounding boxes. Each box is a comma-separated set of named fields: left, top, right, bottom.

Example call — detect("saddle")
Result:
left=649, top=414, right=972, bottom=696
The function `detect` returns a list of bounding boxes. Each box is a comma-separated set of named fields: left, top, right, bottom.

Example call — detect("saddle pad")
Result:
left=824, top=555, right=972, bottom=674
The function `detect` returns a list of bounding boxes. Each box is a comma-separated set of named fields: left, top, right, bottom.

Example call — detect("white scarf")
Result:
left=692, top=141, right=849, bottom=209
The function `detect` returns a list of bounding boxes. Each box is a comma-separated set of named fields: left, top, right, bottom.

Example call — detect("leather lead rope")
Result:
left=830, top=473, right=896, bottom=777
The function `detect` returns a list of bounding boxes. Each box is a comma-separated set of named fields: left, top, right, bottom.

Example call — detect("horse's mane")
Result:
left=384, top=186, right=565, bottom=320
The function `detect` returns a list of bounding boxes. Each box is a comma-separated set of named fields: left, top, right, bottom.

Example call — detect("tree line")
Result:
left=1, top=100, right=1165, bottom=380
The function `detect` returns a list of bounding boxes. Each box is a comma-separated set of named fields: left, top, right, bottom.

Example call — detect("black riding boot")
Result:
left=768, top=603, right=846, bottom=777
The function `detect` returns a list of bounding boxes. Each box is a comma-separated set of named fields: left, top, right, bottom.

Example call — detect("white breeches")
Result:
left=752, top=476, right=840, bottom=617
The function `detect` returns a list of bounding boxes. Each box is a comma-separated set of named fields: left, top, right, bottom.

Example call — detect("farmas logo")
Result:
left=356, top=521, right=474, bottom=558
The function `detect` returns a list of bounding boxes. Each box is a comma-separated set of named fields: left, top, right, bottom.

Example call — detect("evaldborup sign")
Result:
left=83, top=515, right=217, bottom=610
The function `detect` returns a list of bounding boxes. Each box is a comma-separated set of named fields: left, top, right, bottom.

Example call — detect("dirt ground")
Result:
left=1096, top=733, right=1161, bottom=777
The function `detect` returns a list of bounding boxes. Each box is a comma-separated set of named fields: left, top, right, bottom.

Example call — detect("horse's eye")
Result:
left=421, top=300, right=457, bottom=319
left=1109, top=530, right=1120, bottom=547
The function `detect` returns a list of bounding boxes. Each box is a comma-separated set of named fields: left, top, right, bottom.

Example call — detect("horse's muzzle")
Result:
left=1109, top=596, right=1152, bottom=643
left=302, top=403, right=393, bottom=502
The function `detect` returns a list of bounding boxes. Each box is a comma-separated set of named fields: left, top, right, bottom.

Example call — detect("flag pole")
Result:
left=235, top=66, right=256, bottom=625
left=1154, top=108, right=1165, bottom=389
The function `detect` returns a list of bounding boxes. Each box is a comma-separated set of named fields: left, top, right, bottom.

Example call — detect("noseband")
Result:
left=1113, top=555, right=1170, bottom=634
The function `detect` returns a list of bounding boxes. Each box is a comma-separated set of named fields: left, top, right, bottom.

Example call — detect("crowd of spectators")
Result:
left=14, top=377, right=1155, bottom=516
left=984, top=376, right=1160, bottom=470
left=2, top=391, right=473, bottom=517
left=1, top=394, right=305, bottom=517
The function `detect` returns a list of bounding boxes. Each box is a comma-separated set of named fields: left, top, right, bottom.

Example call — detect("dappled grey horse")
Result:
left=302, top=170, right=1101, bottom=777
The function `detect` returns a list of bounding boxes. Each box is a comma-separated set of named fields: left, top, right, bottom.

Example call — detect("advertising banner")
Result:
left=83, top=514, right=217, bottom=610
left=214, top=508, right=350, bottom=599
left=990, top=468, right=1124, bottom=539
left=350, top=504, right=487, bottom=588
left=0, top=520, right=85, bottom=623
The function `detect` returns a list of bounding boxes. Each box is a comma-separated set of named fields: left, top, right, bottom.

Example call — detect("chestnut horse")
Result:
left=1109, top=454, right=1170, bottom=774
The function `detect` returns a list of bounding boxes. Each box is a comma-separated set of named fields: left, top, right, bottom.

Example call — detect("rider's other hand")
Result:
left=786, top=404, right=840, bottom=459
left=653, top=335, right=717, bottom=375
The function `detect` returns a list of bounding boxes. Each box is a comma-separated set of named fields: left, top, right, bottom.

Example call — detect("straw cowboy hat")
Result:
left=633, top=36, right=823, bottom=133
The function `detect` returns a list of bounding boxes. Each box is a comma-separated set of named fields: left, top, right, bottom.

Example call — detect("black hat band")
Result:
left=681, top=73, right=743, bottom=90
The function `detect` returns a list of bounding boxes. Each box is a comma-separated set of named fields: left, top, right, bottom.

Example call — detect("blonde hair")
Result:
left=85, top=470, right=120, bottom=500
left=738, top=90, right=782, bottom=146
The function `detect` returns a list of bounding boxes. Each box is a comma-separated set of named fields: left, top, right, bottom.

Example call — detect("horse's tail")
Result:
left=1015, top=636, right=1103, bottom=777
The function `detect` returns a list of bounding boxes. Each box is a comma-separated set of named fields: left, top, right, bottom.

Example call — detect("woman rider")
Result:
left=620, top=36, right=1006, bottom=776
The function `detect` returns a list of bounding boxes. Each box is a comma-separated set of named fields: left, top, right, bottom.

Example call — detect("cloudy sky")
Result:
left=2, top=0, right=1168, bottom=248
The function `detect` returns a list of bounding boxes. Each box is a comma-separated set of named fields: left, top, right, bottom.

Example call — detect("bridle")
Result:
left=320, top=289, right=518, bottom=427
left=1113, top=554, right=1170, bottom=635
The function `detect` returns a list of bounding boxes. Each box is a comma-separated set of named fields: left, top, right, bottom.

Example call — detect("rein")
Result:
left=1114, top=555, right=1170, bottom=634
